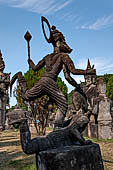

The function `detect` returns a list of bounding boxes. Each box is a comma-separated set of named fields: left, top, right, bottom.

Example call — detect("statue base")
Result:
left=36, top=143, right=104, bottom=170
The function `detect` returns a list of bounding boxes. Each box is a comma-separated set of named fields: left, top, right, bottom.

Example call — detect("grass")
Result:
left=0, top=129, right=36, bottom=170
left=84, top=135, right=113, bottom=143
left=104, top=166, right=110, bottom=170
left=9, top=159, right=36, bottom=170
left=0, top=129, right=113, bottom=170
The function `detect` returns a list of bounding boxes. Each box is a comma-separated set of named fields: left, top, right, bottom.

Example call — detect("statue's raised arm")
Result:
left=63, top=64, right=87, bottom=100
left=62, top=53, right=96, bottom=75
left=28, top=57, right=45, bottom=71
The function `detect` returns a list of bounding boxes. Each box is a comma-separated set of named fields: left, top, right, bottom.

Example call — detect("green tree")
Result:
left=106, top=75, right=113, bottom=101
left=97, top=74, right=113, bottom=100
left=56, top=77, right=68, bottom=99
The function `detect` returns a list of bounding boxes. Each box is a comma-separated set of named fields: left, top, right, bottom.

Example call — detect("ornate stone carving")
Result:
left=0, top=50, right=10, bottom=131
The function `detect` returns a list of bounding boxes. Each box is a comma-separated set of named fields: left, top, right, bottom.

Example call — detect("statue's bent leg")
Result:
left=43, top=78, right=68, bottom=128
left=10, top=72, right=28, bottom=97
left=18, top=77, right=43, bottom=101
left=17, top=72, right=28, bottom=92
left=18, top=76, right=68, bottom=127
left=20, top=119, right=50, bottom=154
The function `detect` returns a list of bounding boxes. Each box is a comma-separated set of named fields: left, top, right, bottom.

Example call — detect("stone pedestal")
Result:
left=36, top=144, right=104, bottom=170
left=88, top=122, right=98, bottom=138
left=98, top=120, right=112, bottom=139
left=97, top=97, right=112, bottom=139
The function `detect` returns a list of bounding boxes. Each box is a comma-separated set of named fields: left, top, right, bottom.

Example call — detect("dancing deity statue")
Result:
left=10, top=16, right=96, bottom=128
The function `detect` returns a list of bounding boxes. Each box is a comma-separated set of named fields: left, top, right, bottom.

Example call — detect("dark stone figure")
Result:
left=20, top=120, right=104, bottom=170
left=10, top=16, right=95, bottom=128
left=20, top=117, right=90, bottom=155
left=20, top=92, right=91, bottom=154
left=20, top=93, right=90, bottom=155
left=19, top=92, right=103, bottom=170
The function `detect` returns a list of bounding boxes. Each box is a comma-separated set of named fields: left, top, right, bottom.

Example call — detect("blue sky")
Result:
left=0, top=0, right=113, bottom=106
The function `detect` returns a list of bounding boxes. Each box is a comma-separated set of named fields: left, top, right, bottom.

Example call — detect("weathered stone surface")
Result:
left=98, top=120, right=113, bottom=139
left=98, top=97, right=112, bottom=122
left=88, top=123, right=98, bottom=138
left=36, top=144, right=104, bottom=170
left=81, top=74, right=113, bottom=139
left=97, top=78, right=106, bottom=95
left=97, top=97, right=112, bottom=139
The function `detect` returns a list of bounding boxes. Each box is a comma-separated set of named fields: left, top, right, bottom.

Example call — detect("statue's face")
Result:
left=85, top=76, right=96, bottom=86
left=92, top=77, right=96, bottom=84
left=56, top=38, right=72, bottom=53
left=74, top=102, right=81, bottom=111
left=86, top=76, right=92, bottom=85
left=0, top=63, right=5, bottom=72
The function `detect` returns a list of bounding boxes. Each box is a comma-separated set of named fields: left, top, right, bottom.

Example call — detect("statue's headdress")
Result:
left=72, top=92, right=88, bottom=112
left=0, top=50, right=5, bottom=72
left=41, top=16, right=65, bottom=44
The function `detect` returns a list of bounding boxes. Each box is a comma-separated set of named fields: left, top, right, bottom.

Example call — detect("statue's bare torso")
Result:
left=42, top=53, right=63, bottom=81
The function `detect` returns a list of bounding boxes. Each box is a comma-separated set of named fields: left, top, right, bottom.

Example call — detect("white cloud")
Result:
left=77, top=57, right=113, bottom=75
left=76, top=15, right=113, bottom=30
left=58, top=11, right=79, bottom=22
left=0, top=0, right=72, bottom=15
left=97, top=63, right=113, bottom=75
left=54, top=0, right=72, bottom=12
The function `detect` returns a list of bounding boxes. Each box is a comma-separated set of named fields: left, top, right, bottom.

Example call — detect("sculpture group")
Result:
left=10, top=16, right=96, bottom=149
left=3, top=16, right=105, bottom=170
left=10, top=16, right=95, bottom=129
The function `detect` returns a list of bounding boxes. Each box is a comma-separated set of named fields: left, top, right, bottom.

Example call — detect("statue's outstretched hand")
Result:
left=86, top=69, right=96, bottom=75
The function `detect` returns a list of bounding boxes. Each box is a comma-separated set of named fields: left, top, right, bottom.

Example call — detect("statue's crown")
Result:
left=51, top=25, right=65, bottom=42
left=0, top=50, right=5, bottom=72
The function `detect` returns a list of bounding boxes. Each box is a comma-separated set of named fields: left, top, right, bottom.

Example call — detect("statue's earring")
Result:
left=41, top=16, right=52, bottom=43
